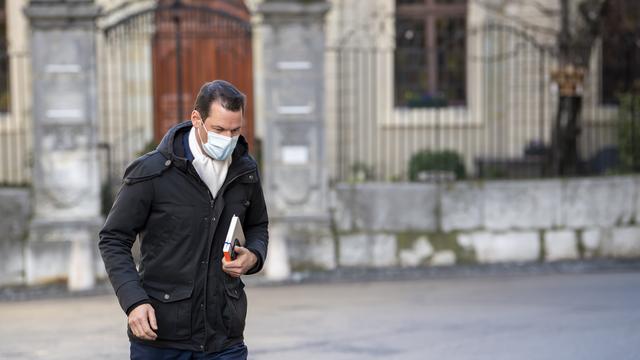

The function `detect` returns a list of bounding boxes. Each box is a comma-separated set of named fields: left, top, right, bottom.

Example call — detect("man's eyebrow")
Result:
left=212, top=125, right=241, bottom=132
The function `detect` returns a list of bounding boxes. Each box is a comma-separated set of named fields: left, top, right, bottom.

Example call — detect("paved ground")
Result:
left=1, top=270, right=639, bottom=359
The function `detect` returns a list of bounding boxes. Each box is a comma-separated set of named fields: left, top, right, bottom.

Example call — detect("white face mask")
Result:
left=197, top=121, right=239, bottom=161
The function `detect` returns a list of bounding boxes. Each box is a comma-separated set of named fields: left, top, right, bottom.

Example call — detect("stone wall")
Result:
left=0, top=188, right=31, bottom=285
left=2, top=176, right=640, bottom=284
left=0, top=186, right=108, bottom=287
left=286, top=176, right=640, bottom=270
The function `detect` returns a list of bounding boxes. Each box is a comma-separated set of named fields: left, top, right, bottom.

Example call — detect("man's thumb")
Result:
left=148, top=307, right=158, bottom=330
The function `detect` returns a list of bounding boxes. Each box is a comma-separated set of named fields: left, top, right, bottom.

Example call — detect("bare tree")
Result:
left=474, top=0, right=609, bottom=175
left=548, top=0, right=607, bottom=175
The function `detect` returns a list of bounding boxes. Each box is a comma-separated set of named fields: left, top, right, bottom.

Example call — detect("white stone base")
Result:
left=264, top=224, right=291, bottom=281
left=459, top=231, right=540, bottom=263
left=603, top=227, right=640, bottom=258
left=545, top=230, right=578, bottom=261
left=340, top=233, right=397, bottom=267
left=581, top=229, right=602, bottom=258
left=399, top=237, right=434, bottom=267
left=431, top=250, right=456, bottom=266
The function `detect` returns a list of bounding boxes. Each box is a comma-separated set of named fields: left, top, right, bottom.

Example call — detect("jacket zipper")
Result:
left=200, top=166, right=255, bottom=352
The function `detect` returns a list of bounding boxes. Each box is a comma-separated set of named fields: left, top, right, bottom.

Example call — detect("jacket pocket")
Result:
left=221, top=278, right=247, bottom=338
left=143, top=283, right=193, bottom=341
left=148, top=206, right=194, bottom=253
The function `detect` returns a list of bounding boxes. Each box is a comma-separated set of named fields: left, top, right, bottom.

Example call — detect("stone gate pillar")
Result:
left=24, top=0, right=103, bottom=290
left=257, top=0, right=332, bottom=279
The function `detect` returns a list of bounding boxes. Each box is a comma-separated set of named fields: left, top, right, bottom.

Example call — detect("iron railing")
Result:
left=327, top=22, right=636, bottom=182
left=0, top=51, right=31, bottom=186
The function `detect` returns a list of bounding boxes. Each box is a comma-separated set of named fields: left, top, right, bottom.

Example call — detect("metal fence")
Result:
left=97, top=1, right=253, bottom=209
left=98, top=8, right=157, bottom=201
left=0, top=51, right=31, bottom=186
left=0, top=1, right=253, bottom=194
left=2, top=3, right=638, bottom=187
left=327, top=21, right=637, bottom=182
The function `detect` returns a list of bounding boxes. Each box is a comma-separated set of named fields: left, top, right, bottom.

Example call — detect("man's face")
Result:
left=191, top=101, right=243, bottom=147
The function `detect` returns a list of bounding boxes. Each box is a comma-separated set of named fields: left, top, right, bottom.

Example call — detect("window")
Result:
left=0, top=0, right=7, bottom=112
left=395, top=0, right=467, bottom=108
left=600, top=0, right=640, bottom=105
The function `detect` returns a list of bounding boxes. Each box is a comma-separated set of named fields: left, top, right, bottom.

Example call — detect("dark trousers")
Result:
left=130, top=341, right=248, bottom=360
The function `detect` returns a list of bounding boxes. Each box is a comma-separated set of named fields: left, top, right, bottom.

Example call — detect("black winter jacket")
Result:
left=99, top=121, right=268, bottom=353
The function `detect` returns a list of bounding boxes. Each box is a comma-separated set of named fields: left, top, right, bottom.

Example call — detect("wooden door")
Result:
left=152, top=0, right=254, bottom=149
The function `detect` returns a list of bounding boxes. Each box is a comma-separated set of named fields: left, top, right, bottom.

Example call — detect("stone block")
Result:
left=430, top=250, right=456, bottom=266
left=338, top=233, right=398, bottom=267
left=339, top=233, right=369, bottom=267
left=25, top=240, right=71, bottom=284
left=0, top=242, right=24, bottom=286
left=564, top=177, right=635, bottom=228
left=400, top=236, right=434, bottom=267
left=582, top=228, right=611, bottom=259
left=635, top=177, right=640, bottom=225
left=94, top=246, right=108, bottom=280
left=441, top=182, right=483, bottom=232
left=603, top=227, right=640, bottom=258
left=0, top=188, right=31, bottom=286
left=582, top=229, right=603, bottom=253
left=331, top=187, right=355, bottom=232
left=283, top=223, right=336, bottom=271
left=371, top=234, right=397, bottom=267
left=544, top=230, right=578, bottom=261
left=460, top=231, right=540, bottom=263
left=483, top=180, right=563, bottom=230
left=264, top=223, right=292, bottom=280
left=457, top=233, right=474, bottom=249
left=314, top=236, right=338, bottom=270
left=26, top=219, right=102, bottom=285
left=334, top=183, right=438, bottom=232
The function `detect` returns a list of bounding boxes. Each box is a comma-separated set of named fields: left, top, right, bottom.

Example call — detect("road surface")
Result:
left=1, top=271, right=639, bottom=359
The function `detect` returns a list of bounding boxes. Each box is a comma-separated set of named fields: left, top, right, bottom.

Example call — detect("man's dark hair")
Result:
left=193, top=80, right=245, bottom=120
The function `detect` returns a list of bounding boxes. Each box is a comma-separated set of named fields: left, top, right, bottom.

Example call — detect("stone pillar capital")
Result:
left=257, top=0, right=330, bottom=22
left=24, top=0, right=101, bottom=29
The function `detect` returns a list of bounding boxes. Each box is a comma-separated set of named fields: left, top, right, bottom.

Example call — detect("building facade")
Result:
left=0, top=0, right=637, bottom=185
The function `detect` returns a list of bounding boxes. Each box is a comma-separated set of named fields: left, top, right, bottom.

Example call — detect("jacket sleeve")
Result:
left=243, top=172, right=269, bottom=275
left=98, top=179, right=153, bottom=314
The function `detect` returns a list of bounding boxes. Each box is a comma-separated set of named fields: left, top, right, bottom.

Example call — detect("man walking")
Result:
left=99, top=80, right=268, bottom=359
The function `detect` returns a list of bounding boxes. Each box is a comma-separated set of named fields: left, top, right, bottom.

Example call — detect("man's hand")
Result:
left=128, top=303, right=158, bottom=340
left=222, top=246, right=257, bottom=278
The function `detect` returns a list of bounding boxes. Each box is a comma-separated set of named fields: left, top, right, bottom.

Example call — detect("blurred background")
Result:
left=0, top=0, right=639, bottom=359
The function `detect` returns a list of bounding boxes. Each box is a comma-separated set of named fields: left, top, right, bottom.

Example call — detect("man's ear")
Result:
left=190, top=110, right=202, bottom=127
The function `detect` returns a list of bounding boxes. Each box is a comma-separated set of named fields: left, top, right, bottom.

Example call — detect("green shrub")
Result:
left=408, top=149, right=466, bottom=181
left=349, top=161, right=374, bottom=183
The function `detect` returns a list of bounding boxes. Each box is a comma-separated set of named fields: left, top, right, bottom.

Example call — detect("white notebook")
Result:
left=223, top=215, right=246, bottom=261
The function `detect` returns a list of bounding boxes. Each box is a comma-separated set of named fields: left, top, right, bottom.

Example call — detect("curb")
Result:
left=2, top=259, right=640, bottom=302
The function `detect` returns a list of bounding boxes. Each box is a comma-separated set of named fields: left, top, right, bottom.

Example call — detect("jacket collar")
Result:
left=156, top=120, right=255, bottom=176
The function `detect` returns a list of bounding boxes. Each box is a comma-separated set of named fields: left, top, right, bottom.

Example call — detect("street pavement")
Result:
left=0, top=270, right=639, bottom=359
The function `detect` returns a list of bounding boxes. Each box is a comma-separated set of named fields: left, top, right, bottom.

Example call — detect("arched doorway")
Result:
left=99, top=0, right=254, bottom=207
left=152, top=0, right=254, bottom=147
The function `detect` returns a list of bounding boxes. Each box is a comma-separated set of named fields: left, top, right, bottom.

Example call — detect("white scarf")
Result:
left=189, top=127, right=232, bottom=198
